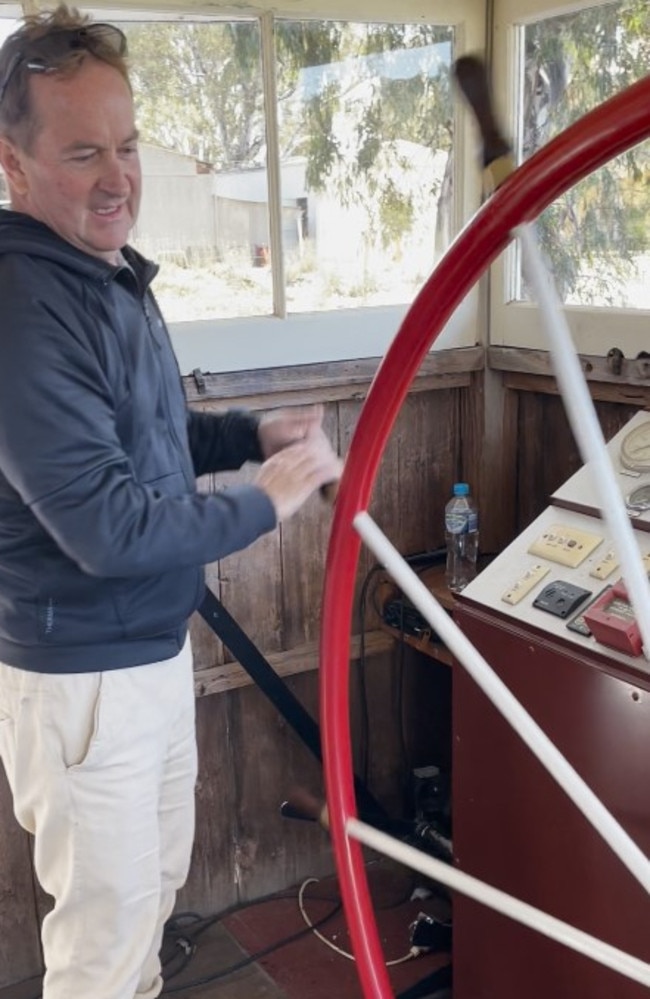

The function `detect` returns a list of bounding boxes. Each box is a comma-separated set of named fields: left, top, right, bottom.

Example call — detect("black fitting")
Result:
left=192, top=367, right=207, bottom=393
left=606, top=347, right=624, bottom=376
left=409, top=911, right=452, bottom=952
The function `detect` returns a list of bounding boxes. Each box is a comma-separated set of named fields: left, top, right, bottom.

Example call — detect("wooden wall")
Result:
left=0, top=347, right=481, bottom=990
left=491, top=347, right=650, bottom=535
left=179, top=350, right=483, bottom=913
left=2, top=344, right=649, bottom=990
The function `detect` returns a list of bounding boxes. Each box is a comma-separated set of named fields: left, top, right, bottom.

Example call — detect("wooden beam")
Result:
left=502, top=371, right=650, bottom=407
left=183, top=346, right=485, bottom=407
left=193, top=628, right=395, bottom=697
left=489, top=345, right=650, bottom=399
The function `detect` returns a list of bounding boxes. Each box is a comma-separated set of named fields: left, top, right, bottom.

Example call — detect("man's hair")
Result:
left=0, top=4, right=130, bottom=150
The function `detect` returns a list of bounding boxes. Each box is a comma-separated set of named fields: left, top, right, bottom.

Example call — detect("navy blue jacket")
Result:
left=0, top=211, right=276, bottom=672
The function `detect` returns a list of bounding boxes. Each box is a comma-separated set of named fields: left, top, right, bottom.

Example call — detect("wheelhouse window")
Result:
left=116, top=17, right=456, bottom=323
left=490, top=0, right=650, bottom=355
left=275, top=21, right=454, bottom=315
left=120, top=19, right=269, bottom=323
left=0, top=2, right=483, bottom=371
left=515, top=0, right=650, bottom=310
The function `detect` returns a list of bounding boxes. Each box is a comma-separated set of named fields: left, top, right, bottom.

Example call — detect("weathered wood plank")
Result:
left=459, top=367, right=484, bottom=532
left=353, top=646, right=408, bottom=818
left=336, top=396, right=379, bottom=632
left=0, top=771, right=42, bottom=989
left=193, top=629, right=394, bottom=697
left=186, top=369, right=472, bottom=413
left=279, top=405, right=339, bottom=648
left=191, top=448, right=285, bottom=671
left=175, top=693, right=239, bottom=914
left=184, top=347, right=484, bottom=405
left=504, top=371, right=650, bottom=407
left=491, top=346, right=650, bottom=398
left=515, top=392, right=643, bottom=532
left=225, top=673, right=333, bottom=903
left=479, top=367, right=519, bottom=555
left=397, top=391, right=459, bottom=555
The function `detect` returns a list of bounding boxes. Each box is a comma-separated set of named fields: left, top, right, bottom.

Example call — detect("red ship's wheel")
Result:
left=319, top=74, right=650, bottom=999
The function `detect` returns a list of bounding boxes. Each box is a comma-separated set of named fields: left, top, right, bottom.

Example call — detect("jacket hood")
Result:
left=0, top=209, right=158, bottom=286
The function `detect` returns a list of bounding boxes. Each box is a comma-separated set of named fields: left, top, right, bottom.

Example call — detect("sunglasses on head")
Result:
left=0, top=23, right=127, bottom=106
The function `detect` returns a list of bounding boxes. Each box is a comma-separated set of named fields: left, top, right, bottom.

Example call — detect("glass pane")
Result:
left=0, top=17, right=19, bottom=207
left=518, top=1, right=650, bottom=308
left=275, top=21, right=454, bottom=313
left=1, top=16, right=456, bottom=322
left=117, top=19, right=272, bottom=322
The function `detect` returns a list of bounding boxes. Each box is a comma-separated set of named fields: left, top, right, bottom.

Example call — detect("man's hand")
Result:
left=258, top=405, right=325, bottom=459
left=254, top=431, right=343, bottom=522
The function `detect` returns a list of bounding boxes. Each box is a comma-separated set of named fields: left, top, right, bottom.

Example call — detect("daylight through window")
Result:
left=515, top=0, right=650, bottom=310
left=116, top=18, right=455, bottom=324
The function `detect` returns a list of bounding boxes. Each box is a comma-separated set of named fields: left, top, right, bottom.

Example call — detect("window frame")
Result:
left=489, top=0, right=650, bottom=357
left=79, top=1, right=486, bottom=374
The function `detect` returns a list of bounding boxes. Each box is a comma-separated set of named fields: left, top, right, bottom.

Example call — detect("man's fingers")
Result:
left=258, top=404, right=326, bottom=457
left=254, top=438, right=342, bottom=521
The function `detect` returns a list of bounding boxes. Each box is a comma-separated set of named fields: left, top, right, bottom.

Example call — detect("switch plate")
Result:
left=502, top=564, right=549, bottom=606
left=590, top=551, right=620, bottom=580
left=528, top=524, right=603, bottom=568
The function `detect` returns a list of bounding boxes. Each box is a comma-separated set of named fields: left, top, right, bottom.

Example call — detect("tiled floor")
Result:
left=1, top=861, right=453, bottom=999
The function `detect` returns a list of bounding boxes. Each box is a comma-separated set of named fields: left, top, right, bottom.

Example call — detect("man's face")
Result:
left=2, top=56, right=141, bottom=263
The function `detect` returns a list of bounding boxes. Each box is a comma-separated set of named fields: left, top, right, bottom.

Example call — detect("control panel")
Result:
left=532, top=579, right=593, bottom=619
left=461, top=505, right=650, bottom=676
left=528, top=524, right=602, bottom=568
left=553, top=409, right=650, bottom=530
left=582, top=581, right=644, bottom=657
left=460, top=411, right=650, bottom=675
left=501, top=563, right=549, bottom=605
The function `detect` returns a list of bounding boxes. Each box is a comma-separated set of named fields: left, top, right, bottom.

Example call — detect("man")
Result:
left=0, top=6, right=341, bottom=998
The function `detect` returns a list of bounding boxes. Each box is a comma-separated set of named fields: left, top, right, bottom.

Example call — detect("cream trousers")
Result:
left=0, top=640, right=197, bottom=999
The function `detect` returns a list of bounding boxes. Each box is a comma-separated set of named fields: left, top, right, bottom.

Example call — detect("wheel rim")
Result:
left=319, top=74, right=650, bottom=999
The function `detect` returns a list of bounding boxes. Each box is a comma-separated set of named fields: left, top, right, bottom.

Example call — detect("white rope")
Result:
left=347, top=818, right=650, bottom=988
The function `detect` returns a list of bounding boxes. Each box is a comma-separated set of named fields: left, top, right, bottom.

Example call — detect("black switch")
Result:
left=533, top=580, right=593, bottom=619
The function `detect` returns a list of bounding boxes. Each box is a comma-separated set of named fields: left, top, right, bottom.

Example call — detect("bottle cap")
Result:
left=453, top=482, right=469, bottom=496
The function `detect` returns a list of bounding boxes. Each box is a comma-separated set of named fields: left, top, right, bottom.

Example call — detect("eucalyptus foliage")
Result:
left=523, top=0, right=650, bottom=302
left=122, top=9, right=648, bottom=301
left=124, top=20, right=453, bottom=252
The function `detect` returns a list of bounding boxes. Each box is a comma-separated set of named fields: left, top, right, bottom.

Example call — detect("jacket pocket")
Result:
left=113, top=565, right=204, bottom=640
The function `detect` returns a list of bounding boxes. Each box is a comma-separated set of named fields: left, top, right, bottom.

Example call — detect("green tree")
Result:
left=275, top=22, right=454, bottom=258
left=523, top=0, right=650, bottom=303
left=125, top=21, right=265, bottom=169
left=122, top=19, right=454, bottom=254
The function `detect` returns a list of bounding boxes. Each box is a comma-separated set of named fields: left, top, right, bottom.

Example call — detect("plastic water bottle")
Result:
left=445, top=482, right=479, bottom=593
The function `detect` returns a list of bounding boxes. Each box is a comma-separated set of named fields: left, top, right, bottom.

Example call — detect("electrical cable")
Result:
left=18, top=885, right=335, bottom=999
left=162, top=863, right=424, bottom=990
left=297, top=877, right=421, bottom=966
left=161, top=894, right=343, bottom=993
left=19, top=863, right=421, bottom=999
left=356, top=548, right=447, bottom=794
left=395, top=596, right=411, bottom=783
